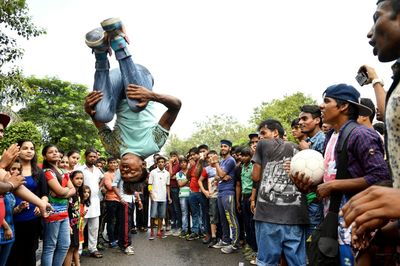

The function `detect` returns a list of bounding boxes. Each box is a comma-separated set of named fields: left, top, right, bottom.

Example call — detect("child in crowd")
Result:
left=176, top=157, right=190, bottom=238
left=79, top=186, right=91, bottom=251
left=64, top=171, right=84, bottom=266
left=0, top=160, right=20, bottom=266
left=41, top=145, right=76, bottom=266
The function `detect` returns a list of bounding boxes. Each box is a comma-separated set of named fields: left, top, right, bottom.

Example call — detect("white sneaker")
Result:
left=173, top=229, right=181, bottom=237
left=124, top=245, right=135, bottom=255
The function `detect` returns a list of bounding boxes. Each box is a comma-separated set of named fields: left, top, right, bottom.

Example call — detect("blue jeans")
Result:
left=0, top=242, right=13, bottom=266
left=41, top=218, right=70, bottom=266
left=307, top=201, right=323, bottom=238
left=189, top=192, right=209, bottom=234
left=93, top=47, right=153, bottom=122
left=170, top=187, right=182, bottom=229
left=255, top=221, right=306, bottom=266
left=218, top=194, right=239, bottom=245
left=179, top=197, right=190, bottom=232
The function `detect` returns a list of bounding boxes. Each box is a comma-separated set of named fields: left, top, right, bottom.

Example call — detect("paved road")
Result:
left=80, top=231, right=250, bottom=266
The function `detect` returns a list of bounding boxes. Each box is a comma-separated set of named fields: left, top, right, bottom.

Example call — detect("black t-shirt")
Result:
left=252, top=138, right=309, bottom=225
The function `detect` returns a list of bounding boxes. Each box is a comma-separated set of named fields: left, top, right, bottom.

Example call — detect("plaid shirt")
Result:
left=324, top=120, right=390, bottom=186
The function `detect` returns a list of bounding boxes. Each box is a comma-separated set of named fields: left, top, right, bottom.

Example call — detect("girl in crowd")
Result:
left=79, top=185, right=91, bottom=250
left=0, top=160, right=19, bottom=266
left=58, top=155, right=70, bottom=173
left=41, top=145, right=76, bottom=266
left=67, top=150, right=81, bottom=172
left=7, top=140, right=49, bottom=266
left=64, top=170, right=84, bottom=266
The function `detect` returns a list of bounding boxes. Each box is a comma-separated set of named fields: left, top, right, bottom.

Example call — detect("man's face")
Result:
left=85, top=152, right=98, bottom=166
left=157, top=159, right=166, bottom=169
left=170, top=154, right=178, bottom=162
left=368, top=1, right=400, bottom=62
left=291, top=125, right=304, bottom=139
left=108, top=160, right=119, bottom=171
left=320, top=97, right=342, bottom=124
left=249, top=136, right=259, bottom=152
left=259, top=126, right=275, bottom=140
left=299, top=112, right=320, bottom=135
left=220, top=144, right=231, bottom=156
left=120, top=154, right=144, bottom=182
left=0, top=123, right=4, bottom=140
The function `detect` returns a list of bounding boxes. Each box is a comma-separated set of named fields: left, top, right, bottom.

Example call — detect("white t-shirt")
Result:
left=149, top=167, right=170, bottom=202
left=111, top=170, right=135, bottom=203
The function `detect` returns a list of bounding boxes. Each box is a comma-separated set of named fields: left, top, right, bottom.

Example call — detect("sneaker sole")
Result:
left=101, top=18, right=122, bottom=32
left=85, top=28, right=107, bottom=49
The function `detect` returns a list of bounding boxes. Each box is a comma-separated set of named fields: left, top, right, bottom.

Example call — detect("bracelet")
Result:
left=7, top=181, right=15, bottom=191
left=372, top=78, right=384, bottom=87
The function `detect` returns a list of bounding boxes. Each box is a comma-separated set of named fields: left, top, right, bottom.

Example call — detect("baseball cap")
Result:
left=322, top=84, right=373, bottom=116
left=0, top=113, right=11, bottom=128
left=220, top=139, right=232, bottom=147
left=248, top=133, right=259, bottom=139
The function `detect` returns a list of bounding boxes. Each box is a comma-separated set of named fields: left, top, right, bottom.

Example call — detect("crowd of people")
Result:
left=2, top=1, right=400, bottom=265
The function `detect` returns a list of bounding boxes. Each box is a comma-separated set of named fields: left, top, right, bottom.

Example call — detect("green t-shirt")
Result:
left=98, top=100, right=169, bottom=159
left=241, top=163, right=253, bottom=194
left=176, top=171, right=190, bottom=198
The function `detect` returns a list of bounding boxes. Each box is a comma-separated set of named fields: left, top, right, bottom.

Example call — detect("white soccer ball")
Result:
left=290, top=149, right=324, bottom=185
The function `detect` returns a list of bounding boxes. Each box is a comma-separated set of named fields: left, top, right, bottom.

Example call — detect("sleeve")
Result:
left=103, top=173, right=113, bottom=190
left=350, top=128, right=390, bottom=185
left=43, top=169, right=56, bottom=182
left=112, top=171, right=121, bottom=188
left=148, top=170, right=154, bottom=185
left=252, top=140, right=264, bottom=165
left=166, top=172, right=170, bottom=186
left=201, top=168, right=208, bottom=178
left=221, top=158, right=236, bottom=175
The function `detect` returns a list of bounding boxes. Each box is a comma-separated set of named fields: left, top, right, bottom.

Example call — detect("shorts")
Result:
left=150, top=201, right=167, bottom=219
left=208, top=197, right=219, bottom=224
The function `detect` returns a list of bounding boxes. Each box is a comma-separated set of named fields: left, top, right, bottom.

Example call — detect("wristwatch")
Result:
left=372, top=78, right=384, bottom=87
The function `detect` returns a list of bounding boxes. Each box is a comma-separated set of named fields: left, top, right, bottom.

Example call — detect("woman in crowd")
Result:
left=67, top=150, right=81, bottom=172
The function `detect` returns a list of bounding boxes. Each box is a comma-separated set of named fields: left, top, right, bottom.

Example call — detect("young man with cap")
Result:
left=209, top=139, right=239, bottom=254
left=248, top=133, right=259, bottom=153
left=293, top=84, right=389, bottom=265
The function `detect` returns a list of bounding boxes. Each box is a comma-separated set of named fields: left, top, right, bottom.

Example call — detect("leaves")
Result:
left=17, top=76, right=104, bottom=153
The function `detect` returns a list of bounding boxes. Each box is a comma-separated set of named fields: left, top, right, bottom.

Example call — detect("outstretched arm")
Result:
left=126, top=85, right=181, bottom=130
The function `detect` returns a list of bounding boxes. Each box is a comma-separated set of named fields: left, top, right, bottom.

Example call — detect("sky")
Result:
left=17, top=0, right=393, bottom=139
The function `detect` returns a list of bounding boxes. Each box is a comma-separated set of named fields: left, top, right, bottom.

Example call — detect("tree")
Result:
left=18, top=76, right=103, bottom=153
left=163, top=114, right=251, bottom=155
left=251, top=92, right=316, bottom=142
left=0, top=0, right=46, bottom=106
left=0, top=121, right=42, bottom=152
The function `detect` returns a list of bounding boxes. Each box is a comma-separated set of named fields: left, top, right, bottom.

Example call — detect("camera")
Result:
left=355, top=71, right=368, bottom=86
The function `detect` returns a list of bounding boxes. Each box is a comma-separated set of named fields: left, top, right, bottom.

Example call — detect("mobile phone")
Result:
left=355, top=72, right=368, bottom=86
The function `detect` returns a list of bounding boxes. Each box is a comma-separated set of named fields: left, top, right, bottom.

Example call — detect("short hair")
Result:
left=377, top=0, right=400, bottom=19
left=335, top=99, right=359, bottom=121
left=84, top=147, right=97, bottom=157
left=107, top=156, right=117, bottom=163
left=258, top=119, right=285, bottom=138
left=240, top=147, right=252, bottom=157
left=179, top=157, right=189, bottom=164
left=208, top=150, right=218, bottom=156
left=373, top=122, right=385, bottom=135
left=198, top=144, right=209, bottom=151
left=291, top=118, right=300, bottom=128
left=97, top=157, right=106, bottom=163
left=188, top=147, right=199, bottom=155
left=169, top=151, right=178, bottom=156
left=300, top=105, right=322, bottom=127
left=360, top=98, right=376, bottom=123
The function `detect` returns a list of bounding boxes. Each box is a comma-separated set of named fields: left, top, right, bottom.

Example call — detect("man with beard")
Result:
left=79, top=148, right=104, bottom=258
left=209, top=140, right=239, bottom=254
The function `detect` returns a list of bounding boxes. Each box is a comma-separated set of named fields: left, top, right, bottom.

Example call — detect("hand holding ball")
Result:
left=290, top=149, right=324, bottom=185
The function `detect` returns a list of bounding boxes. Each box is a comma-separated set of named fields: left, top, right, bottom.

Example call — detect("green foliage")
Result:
left=251, top=92, right=316, bottom=142
left=0, top=121, right=42, bottom=152
left=17, top=76, right=101, bottom=152
left=163, top=114, right=252, bottom=155
left=0, top=0, right=46, bottom=106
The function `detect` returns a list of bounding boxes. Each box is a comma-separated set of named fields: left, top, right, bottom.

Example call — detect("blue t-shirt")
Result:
left=14, top=175, right=37, bottom=222
left=99, top=100, right=169, bottom=159
left=0, top=193, right=16, bottom=244
left=217, top=156, right=236, bottom=196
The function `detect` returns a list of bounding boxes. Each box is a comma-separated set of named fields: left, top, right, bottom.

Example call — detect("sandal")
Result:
left=90, top=251, right=103, bottom=258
